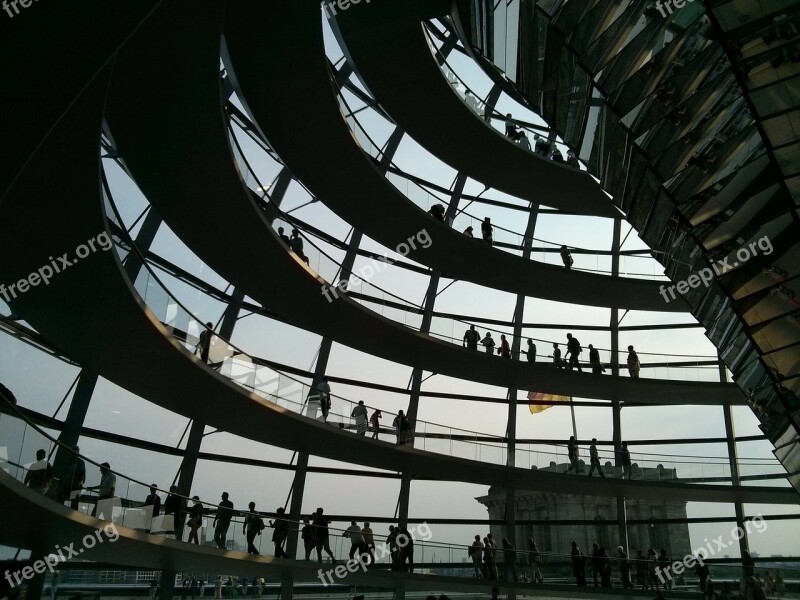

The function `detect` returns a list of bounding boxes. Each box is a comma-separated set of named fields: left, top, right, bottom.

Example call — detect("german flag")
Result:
left=528, top=390, right=571, bottom=414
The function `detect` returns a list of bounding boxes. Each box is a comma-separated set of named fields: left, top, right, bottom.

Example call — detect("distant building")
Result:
left=476, top=461, right=691, bottom=561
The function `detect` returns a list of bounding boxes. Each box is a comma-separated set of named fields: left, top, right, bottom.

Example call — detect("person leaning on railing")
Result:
left=504, top=114, right=525, bottom=142
left=87, top=462, right=115, bottom=498
left=24, top=448, right=53, bottom=494
left=627, top=345, right=641, bottom=379
left=59, top=445, right=85, bottom=509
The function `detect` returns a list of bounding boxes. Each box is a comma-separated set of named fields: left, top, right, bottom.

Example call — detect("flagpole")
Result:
left=569, top=398, right=579, bottom=467
left=570, top=398, right=578, bottom=440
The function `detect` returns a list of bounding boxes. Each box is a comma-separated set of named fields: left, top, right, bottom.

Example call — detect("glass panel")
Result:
left=493, top=0, right=508, bottom=74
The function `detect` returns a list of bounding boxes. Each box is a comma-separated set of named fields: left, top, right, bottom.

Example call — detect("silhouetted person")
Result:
left=588, top=438, right=605, bottom=477
left=362, top=522, right=375, bottom=565
left=393, top=410, right=412, bottom=445
left=552, top=343, right=564, bottom=368
left=565, top=149, right=578, bottom=167
left=164, top=485, right=185, bottom=539
left=571, top=541, right=587, bottom=586
left=301, top=518, right=314, bottom=560
left=187, top=496, right=203, bottom=544
left=566, top=436, right=579, bottom=473
left=387, top=526, right=400, bottom=570
left=60, top=445, right=85, bottom=508
left=270, top=507, right=288, bottom=558
left=550, top=148, right=564, bottom=162
left=600, top=546, right=612, bottom=588
left=560, top=245, right=573, bottom=269
left=465, top=91, right=480, bottom=113
left=498, top=334, right=511, bottom=359
left=657, top=549, right=671, bottom=591
left=619, top=442, right=632, bottom=479
left=618, top=546, right=633, bottom=589
left=144, top=484, right=162, bottom=517
left=352, top=400, right=368, bottom=435
left=636, top=550, right=647, bottom=590
left=533, top=135, right=549, bottom=156
left=528, top=538, right=543, bottom=583
left=526, top=339, right=536, bottom=363
left=25, top=449, right=53, bottom=494
left=470, top=535, right=483, bottom=578
left=370, top=409, right=382, bottom=439
left=502, top=538, right=518, bottom=582
left=289, top=229, right=309, bottom=265
left=316, top=377, right=331, bottom=421
left=483, top=537, right=497, bottom=580
left=243, top=501, right=264, bottom=555
left=591, top=543, right=603, bottom=586
left=313, top=508, right=336, bottom=562
left=344, top=521, right=364, bottom=560
left=696, top=552, right=710, bottom=594
left=588, top=344, right=604, bottom=374
left=566, top=333, right=582, bottom=371
left=746, top=576, right=766, bottom=600
left=398, top=526, right=414, bottom=573
left=504, top=114, right=524, bottom=141
left=775, top=571, right=786, bottom=597
left=463, top=226, right=474, bottom=238
left=463, top=325, right=480, bottom=350
left=480, top=332, right=495, bottom=355
left=213, top=492, right=234, bottom=549
left=763, top=571, right=774, bottom=596
left=429, top=203, right=445, bottom=222
left=481, top=218, right=493, bottom=245
left=88, top=462, right=116, bottom=517
left=196, top=322, right=214, bottom=363
left=627, top=345, right=640, bottom=379
left=277, top=227, right=290, bottom=245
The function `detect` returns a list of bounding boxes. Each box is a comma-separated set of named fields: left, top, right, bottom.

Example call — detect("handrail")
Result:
left=98, top=164, right=543, bottom=449
left=382, top=162, right=654, bottom=254
left=335, top=31, right=666, bottom=280
left=388, top=162, right=656, bottom=259
left=227, top=99, right=718, bottom=363
left=340, top=75, right=666, bottom=278
left=98, top=164, right=779, bottom=475
left=3, top=392, right=790, bottom=569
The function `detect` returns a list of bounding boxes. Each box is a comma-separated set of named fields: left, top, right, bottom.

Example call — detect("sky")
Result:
left=1, top=7, right=798, bottom=564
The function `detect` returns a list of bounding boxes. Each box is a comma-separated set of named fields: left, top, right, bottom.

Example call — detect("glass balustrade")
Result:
left=97, top=162, right=753, bottom=477
left=220, top=116, right=718, bottom=382
left=0, top=404, right=793, bottom=583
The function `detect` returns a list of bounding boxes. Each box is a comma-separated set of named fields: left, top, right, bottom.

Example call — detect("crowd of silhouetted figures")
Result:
left=14, top=442, right=791, bottom=600
left=462, top=328, right=642, bottom=376
left=429, top=203, right=584, bottom=275
left=466, top=534, right=785, bottom=599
